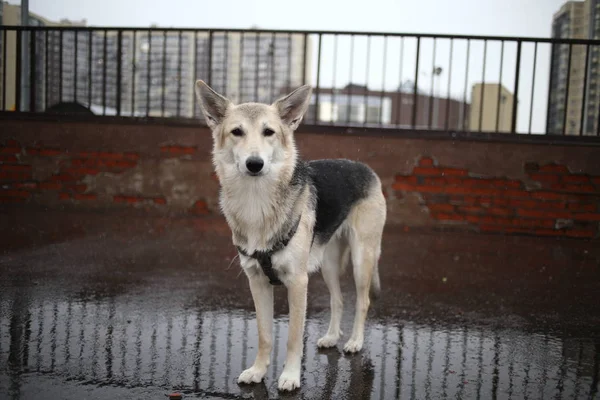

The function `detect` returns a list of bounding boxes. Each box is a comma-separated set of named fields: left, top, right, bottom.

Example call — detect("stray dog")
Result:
left=194, top=81, right=387, bottom=391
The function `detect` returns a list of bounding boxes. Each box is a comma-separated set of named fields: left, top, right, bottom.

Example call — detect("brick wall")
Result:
left=393, top=157, right=600, bottom=239
left=1, top=118, right=599, bottom=239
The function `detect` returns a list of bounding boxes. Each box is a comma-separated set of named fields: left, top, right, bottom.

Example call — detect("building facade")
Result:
left=548, top=0, right=600, bottom=135
left=469, top=83, right=514, bottom=133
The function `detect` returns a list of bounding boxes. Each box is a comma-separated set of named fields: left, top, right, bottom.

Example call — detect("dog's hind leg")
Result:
left=317, top=237, right=346, bottom=348
left=344, top=194, right=385, bottom=354
left=238, top=268, right=274, bottom=384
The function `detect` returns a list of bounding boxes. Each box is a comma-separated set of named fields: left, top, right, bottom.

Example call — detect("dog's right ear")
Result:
left=194, top=80, right=231, bottom=129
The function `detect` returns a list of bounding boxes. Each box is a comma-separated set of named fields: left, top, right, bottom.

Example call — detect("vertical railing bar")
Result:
left=15, top=29, right=22, bottom=111
left=495, top=41, right=505, bottom=132
left=254, top=32, right=259, bottom=102
left=269, top=32, right=276, bottom=103
left=363, top=35, right=371, bottom=126
left=445, top=38, right=454, bottom=130
left=302, top=33, right=308, bottom=85
left=380, top=35, right=388, bottom=126
left=529, top=42, right=539, bottom=134
left=478, top=40, right=487, bottom=132
left=192, top=31, right=198, bottom=117
left=29, top=29, right=36, bottom=112
left=428, top=38, right=437, bottom=129
left=73, top=31, right=78, bottom=103
left=315, top=33, right=323, bottom=123
left=347, top=34, right=354, bottom=124
left=146, top=30, right=151, bottom=116
left=331, top=34, right=338, bottom=124
left=2, top=29, right=7, bottom=110
left=561, top=43, right=571, bottom=135
left=116, top=30, right=123, bottom=116
left=161, top=30, right=167, bottom=117
left=412, top=36, right=421, bottom=129
left=396, top=36, right=404, bottom=127
left=102, top=29, right=107, bottom=115
left=579, top=43, right=590, bottom=136
left=87, top=30, right=92, bottom=109
left=462, top=39, right=470, bottom=130
left=177, top=30, right=183, bottom=118
left=59, top=30, right=63, bottom=104
left=131, top=31, right=136, bottom=116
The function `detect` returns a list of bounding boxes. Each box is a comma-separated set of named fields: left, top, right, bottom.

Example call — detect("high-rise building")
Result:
left=469, top=83, right=514, bottom=132
left=547, top=0, right=600, bottom=135
left=1, top=5, right=312, bottom=118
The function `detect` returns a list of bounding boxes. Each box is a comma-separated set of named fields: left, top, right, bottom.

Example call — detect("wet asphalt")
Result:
left=0, top=209, right=599, bottom=399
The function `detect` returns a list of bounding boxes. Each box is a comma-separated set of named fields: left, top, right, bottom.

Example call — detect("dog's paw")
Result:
left=278, top=369, right=301, bottom=391
left=317, top=333, right=340, bottom=348
left=238, top=366, right=267, bottom=384
left=343, top=338, right=363, bottom=353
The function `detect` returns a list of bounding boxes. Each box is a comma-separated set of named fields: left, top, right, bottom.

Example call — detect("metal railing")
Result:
left=2, top=25, right=600, bottom=138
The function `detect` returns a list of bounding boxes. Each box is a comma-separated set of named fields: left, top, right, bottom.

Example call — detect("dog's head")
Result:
left=194, top=80, right=312, bottom=180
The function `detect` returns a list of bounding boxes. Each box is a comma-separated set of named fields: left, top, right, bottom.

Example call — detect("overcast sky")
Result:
left=13, top=0, right=565, bottom=37
left=8, top=0, right=571, bottom=133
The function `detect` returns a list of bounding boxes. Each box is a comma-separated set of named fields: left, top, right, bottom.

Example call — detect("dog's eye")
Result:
left=263, top=128, right=275, bottom=137
left=231, top=128, right=244, bottom=137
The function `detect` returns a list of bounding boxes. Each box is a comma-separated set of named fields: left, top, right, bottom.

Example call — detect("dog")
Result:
left=194, top=80, right=387, bottom=391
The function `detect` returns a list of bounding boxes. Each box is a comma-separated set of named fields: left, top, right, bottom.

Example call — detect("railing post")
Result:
left=511, top=40, right=522, bottom=133
left=116, top=30, right=122, bottom=116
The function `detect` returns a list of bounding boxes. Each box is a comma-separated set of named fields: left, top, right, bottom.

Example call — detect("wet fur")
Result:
left=194, top=80, right=387, bottom=391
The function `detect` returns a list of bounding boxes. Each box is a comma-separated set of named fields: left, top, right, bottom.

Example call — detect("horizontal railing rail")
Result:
left=1, top=25, right=600, bottom=139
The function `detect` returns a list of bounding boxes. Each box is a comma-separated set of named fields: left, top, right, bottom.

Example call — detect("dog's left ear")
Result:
left=273, top=85, right=312, bottom=131
left=195, top=80, right=231, bottom=129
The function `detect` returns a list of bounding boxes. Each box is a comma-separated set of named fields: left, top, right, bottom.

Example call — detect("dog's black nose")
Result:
left=245, top=156, right=264, bottom=174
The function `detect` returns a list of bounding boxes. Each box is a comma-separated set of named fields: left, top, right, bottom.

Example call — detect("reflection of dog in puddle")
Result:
left=195, top=80, right=386, bottom=392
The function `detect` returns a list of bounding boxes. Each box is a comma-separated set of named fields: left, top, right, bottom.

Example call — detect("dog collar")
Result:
left=236, top=217, right=301, bottom=286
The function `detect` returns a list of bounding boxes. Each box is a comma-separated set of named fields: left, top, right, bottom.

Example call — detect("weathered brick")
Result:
left=531, top=191, right=573, bottom=201
left=114, top=195, right=140, bottom=204
left=432, top=213, right=464, bottom=221
left=1, top=164, right=31, bottom=172
left=493, top=198, right=510, bottom=207
left=494, top=179, right=522, bottom=189
left=160, top=146, right=196, bottom=156
left=508, top=199, right=565, bottom=210
left=64, top=167, right=100, bottom=176
left=37, top=148, right=62, bottom=156
left=0, top=189, right=31, bottom=198
left=516, top=209, right=571, bottom=219
left=562, top=175, right=590, bottom=184
left=529, top=173, right=561, bottom=184
left=49, top=174, right=77, bottom=182
left=395, top=175, right=418, bottom=184
left=538, top=164, right=569, bottom=174
left=58, top=192, right=71, bottom=200
left=0, top=171, right=32, bottom=181
left=412, top=166, right=442, bottom=176
left=0, top=155, right=18, bottom=163
left=124, top=152, right=140, bottom=161
left=15, top=182, right=38, bottom=190
left=462, top=178, right=495, bottom=187
left=487, top=207, right=513, bottom=216
left=565, top=229, right=596, bottom=239
left=501, top=189, right=531, bottom=198
left=592, top=177, right=600, bottom=186
left=423, top=177, right=446, bottom=185
left=5, top=140, right=20, bottom=147
left=427, top=204, right=455, bottom=213
left=550, top=183, right=597, bottom=193
left=65, top=184, right=87, bottom=193
left=392, top=182, right=416, bottom=191
left=39, top=182, right=62, bottom=190
left=153, top=197, right=167, bottom=205
left=191, top=200, right=210, bottom=214
left=567, top=203, right=597, bottom=212
left=458, top=206, right=486, bottom=214
left=439, top=168, right=469, bottom=177
left=0, top=147, right=21, bottom=154
left=74, top=193, right=97, bottom=201
left=418, top=157, right=435, bottom=167
left=570, top=213, right=600, bottom=221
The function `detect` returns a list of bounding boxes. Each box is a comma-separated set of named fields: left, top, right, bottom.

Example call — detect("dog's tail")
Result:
left=369, top=250, right=382, bottom=301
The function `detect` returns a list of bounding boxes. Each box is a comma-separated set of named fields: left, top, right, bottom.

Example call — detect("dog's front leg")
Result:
left=238, top=270, right=273, bottom=384
left=278, top=272, right=308, bottom=391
